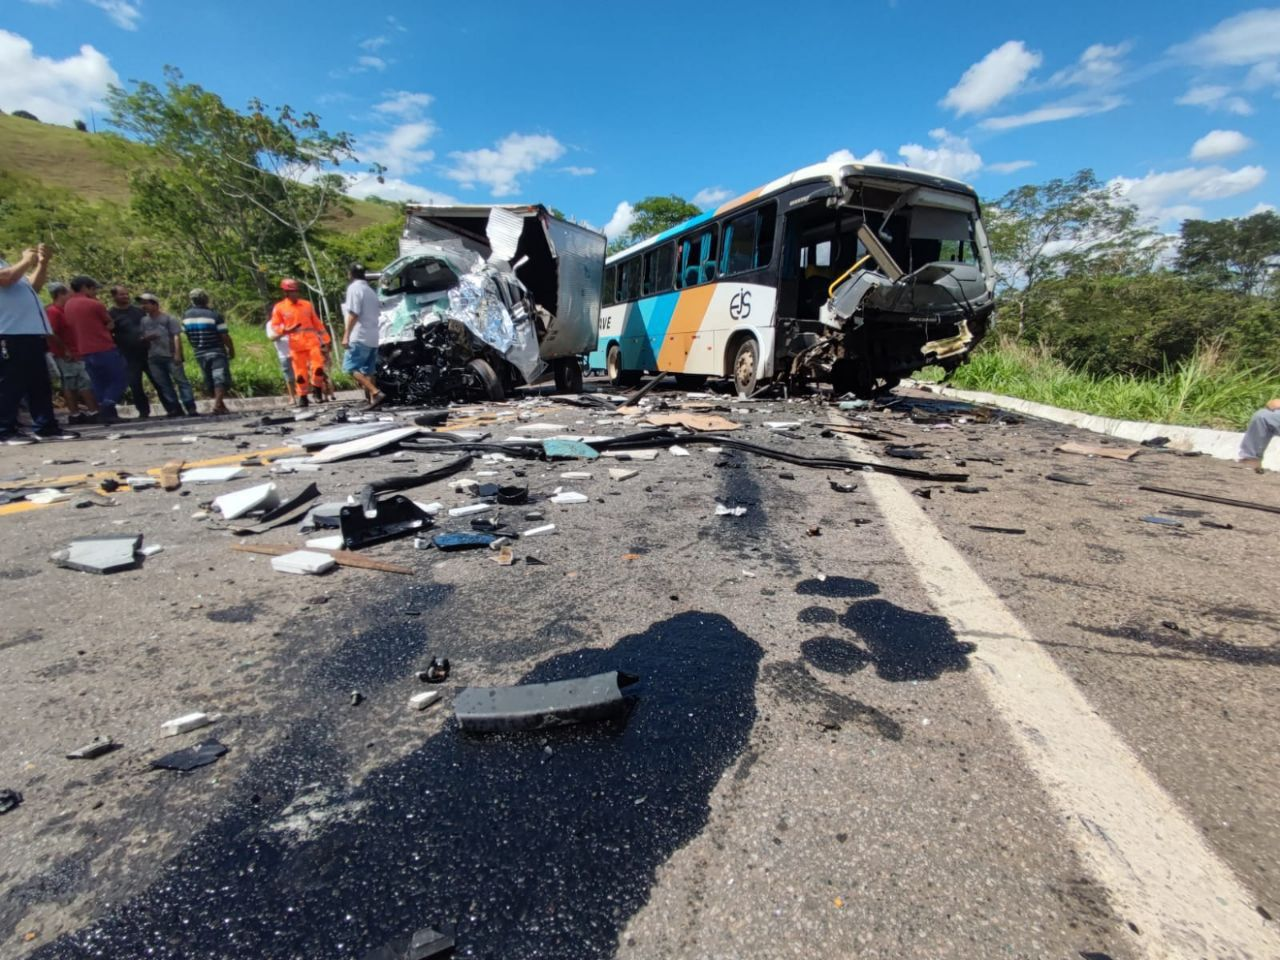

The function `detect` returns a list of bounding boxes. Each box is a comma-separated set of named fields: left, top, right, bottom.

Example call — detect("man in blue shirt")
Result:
left=0, top=244, right=77, bottom=443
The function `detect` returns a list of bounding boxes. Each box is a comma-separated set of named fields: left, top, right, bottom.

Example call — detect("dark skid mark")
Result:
left=0, top=629, right=42, bottom=652
left=797, top=605, right=839, bottom=625
left=795, top=576, right=880, bottom=599
left=763, top=660, right=901, bottom=741
left=801, top=636, right=871, bottom=675
left=35, top=612, right=761, bottom=960
left=841, top=599, right=974, bottom=682
left=1074, top=621, right=1280, bottom=667
left=205, top=603, right=260, bottom=624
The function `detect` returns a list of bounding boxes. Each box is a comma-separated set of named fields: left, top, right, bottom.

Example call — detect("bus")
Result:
left=587, top=159, right=996, bottom=397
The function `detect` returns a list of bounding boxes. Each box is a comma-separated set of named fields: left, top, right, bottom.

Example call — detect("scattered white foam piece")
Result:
left=670, top=445, right=690, bottom=456
left=602, top=449, right=659, bottom=461
left=550, top=491, right=588, bottom=505
left=448, top=503, right=492, bottom=517
left=409, top=690, right=440, bottom=711
left=764, top=421, right=802, bottom=430
left=305, top=534, right=344, bottom=551
left=212, top=482, right=280, bottom=520
left=270, top=550, right=336, bottom=575
left=482, top=453, right=514, bottom=462
left=161, top=712, right=213, bottom=737
left=476, top=470, right=499, bottom=477
left=181, top=466, right=247, bottom=484
left=715, top=503, right=748, bottom=517
left=513, top=422, right=567, bottom=432
left=450, top=479, right=478, bottom=493
left=139, top=544, right=164, bottom=557
left=705, top=446, right=723, bottom=454
left=413, top=501, right=443, bottom=516
left=26, top=488, right=70, bottom=504
left=125, top=476, right=159, bottom=489
left=560, top=471, right=593, bottom=480
left=608, top=468, right=638, bottom=482
left=522, top=524, right=557, bottom=537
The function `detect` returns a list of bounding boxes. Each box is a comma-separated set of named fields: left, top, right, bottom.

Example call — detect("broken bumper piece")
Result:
left=454, top=671, right=639, bottom=733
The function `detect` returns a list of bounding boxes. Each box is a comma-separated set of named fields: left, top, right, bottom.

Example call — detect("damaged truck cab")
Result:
left=376, top=205, right=606, bottom=403
left=589, top=160, right=995, bottom=397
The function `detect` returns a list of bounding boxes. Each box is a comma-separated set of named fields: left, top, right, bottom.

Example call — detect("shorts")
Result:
left=195, top=350, right=232, bottom=392
left=342, top=342, right=378, bottom=376
left=55, top=357, right=92, bottom=392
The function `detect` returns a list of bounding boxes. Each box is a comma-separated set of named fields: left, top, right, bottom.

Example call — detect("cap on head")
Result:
left=189, top=288, right=209, bottom=306
left=138, top=293, right=160, bottom=304
left=280, top=278, right=300, bottom=292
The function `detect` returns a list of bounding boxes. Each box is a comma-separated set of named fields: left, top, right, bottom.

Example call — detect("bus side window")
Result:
left=654, top=243, right=674, bottom=292
left=755, top=202, right=777, bottom=268
left=603, top=265, right=616, bottom=306
left=619, top=257, right=641, bottom=301
left=699, top=227, right=720, bottom=284
left=723, top=211, right=757, bottom=275
left=641, top=250, right=656, bottom=297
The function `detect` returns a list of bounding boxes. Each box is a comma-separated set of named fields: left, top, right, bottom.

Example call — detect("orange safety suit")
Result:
left=270, top=297, right=331, bottom=398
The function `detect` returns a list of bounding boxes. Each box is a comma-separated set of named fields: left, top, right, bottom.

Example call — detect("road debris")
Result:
left=180, top=466, right=247, bottom=483
left=454, top=671, right=639, bottom=733
left=492, top=546, right=515, bottom=565
left=1045, top=473, right=1092, bottom=486
left=1138, top=485, right=1280, bottom=516
left=550, top=491, right=589, bottom=505
left=151, top=740, right=227, bottom=772
left=363, top=923, right=457, bottom=960
left=829, top=480, right=858, bottom=493
left=271, top=550, right=338, bottom=574
left=608, top=468, right=638, bottom=482
left=51, top=534, right=145, bottom=574
left=970, top=525, right=1026, bottom=535
left=212, top=482, right=280, bottom=521
left=0, top=789, right=22, bottom=814
left=715, top=503, right=748, bottom=517
left=161, top=712, right=215, bottom=737
left=433, top=533, right=497, bottom=551
left=342, top=496, right=435, bottom=548
left=521, top=523, right=556, bottom=537
left=233, top=543, right=414, bottom=574
left=419, top=658, right=451, bottom=683
left=1140, top=516, right=1184, bottom=528
left=1056, top=442, right=1139, bottom=461
left=409, top=691, right=441, bottom=711
left=65, top=737, right=120, bottom=759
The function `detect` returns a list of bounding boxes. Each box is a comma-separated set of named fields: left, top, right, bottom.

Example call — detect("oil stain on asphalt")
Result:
left=33, top=611, right=762, bottom=959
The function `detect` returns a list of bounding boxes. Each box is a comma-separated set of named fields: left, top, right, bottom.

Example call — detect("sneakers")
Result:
left=68, top=412, right=97, bottom=425
left=0, top=430, right=37, bottom=446
left=296, top=395, right=310, bottom=408
left=366, top=392, right=387, bottom=410
left=35, top=426, right=80, bottom=441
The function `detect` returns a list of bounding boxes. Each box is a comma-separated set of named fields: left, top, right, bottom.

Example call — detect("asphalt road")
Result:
left=0, top=384, right=1276, bottom=959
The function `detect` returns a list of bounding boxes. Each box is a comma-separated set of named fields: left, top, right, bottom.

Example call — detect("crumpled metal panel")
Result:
left=542, top=217, right=605, bottom=358
left=446, top=265, right=544, bottom=383
left=485, top=207, right=524, bottom=262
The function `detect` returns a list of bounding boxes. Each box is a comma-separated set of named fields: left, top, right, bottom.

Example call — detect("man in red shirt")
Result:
left=63, top=276, right=128, bottom=424
left=46, top=282, right=99, bottom=424
left=269, top=278, right=331, bottom=407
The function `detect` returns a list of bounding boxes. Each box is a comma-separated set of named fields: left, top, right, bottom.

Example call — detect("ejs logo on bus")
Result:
left=729, top=289, right=751, bottom=321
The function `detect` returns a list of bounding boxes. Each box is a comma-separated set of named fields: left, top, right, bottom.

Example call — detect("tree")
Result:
left=107, top=68, right=358, bottom=339
left=984, top=170, right=1162, bottom=337
left=74, top=119, right=88, bottom=132
left=607, top=195, right=701, bottom=253
left=13, top=110, right=39, bottom=122
left=1175, top=212, right=1280, bottom=296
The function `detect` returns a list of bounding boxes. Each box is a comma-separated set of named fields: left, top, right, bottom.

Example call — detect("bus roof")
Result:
left=608, top=159, right=979, bottom=261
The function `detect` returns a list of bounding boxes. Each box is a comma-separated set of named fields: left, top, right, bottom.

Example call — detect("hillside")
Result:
left=0, top=112, right=397, bottom=231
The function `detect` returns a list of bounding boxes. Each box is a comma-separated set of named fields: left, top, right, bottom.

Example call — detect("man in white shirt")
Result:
left=341, top=262, right=385, bottom=409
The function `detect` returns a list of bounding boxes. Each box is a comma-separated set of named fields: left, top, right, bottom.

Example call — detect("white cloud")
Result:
left=86, top=0, right=141, bottom=30
left=1244, top=60, right=1280, bottom=89
left=357, top=55, right=387, bottom=72
left=988, top=160, right=1035, bottom=174
left=386, top=14, right=408, bottom=33
left=602, top=201, right=636, bottom=240
left=981, top=95, right=1124, bottom=130
left=1189, top=129, right=1253, bottom=161
left=1110, top=164, right=1267, bottom=224
left=444, top=133, right=566, bottom=197
left=362, top=120, right=436, bottom=177
left=941, top=40, right=1041, bottom=115
left=360, top=36, right=389, bottom=52
left=560, top=165, right=596, bottom=176
left=897, top=128, right=982, bottom=180
left=0, top=30, right=117, bottom=126
left=1172, top=9, right=1280, bottom=66
left=373, top=90, right=433, bottom=119
left=692, top=186, right=732, bottom=208
left=1050, top=41, right=1131, bottom=87
left=20, top=0, right=60, bottom=5
left=827, top=148, right=887, bottom=165
left=345, top=172, right=457, bottom=205
left=1176, top=84, right=1253, bottom=115
left=1248, top=201, right=1277, bottom=215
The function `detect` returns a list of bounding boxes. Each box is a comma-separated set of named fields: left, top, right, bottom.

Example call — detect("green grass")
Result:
left=178, top=321, right=354, bottom=399
left=0, top=113, right=396, bottom=233
left=918, top=340, right=1280, bottom=431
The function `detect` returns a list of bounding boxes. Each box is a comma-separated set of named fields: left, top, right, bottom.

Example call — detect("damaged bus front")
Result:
left=376, top=205, right=605, bottom=403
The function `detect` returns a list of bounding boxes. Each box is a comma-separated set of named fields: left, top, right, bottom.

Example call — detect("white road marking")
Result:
left=846, top=436, right=1277, bottom=960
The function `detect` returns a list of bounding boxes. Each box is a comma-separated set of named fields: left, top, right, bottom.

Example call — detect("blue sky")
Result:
left=2, top=1, right=1278, bottom=237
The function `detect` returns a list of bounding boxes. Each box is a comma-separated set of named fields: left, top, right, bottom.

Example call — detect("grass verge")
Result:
left=918, top=341, right=1280, bottom=431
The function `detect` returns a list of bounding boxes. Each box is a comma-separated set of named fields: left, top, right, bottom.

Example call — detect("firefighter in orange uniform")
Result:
left=270, top=278, right=331, bottom=407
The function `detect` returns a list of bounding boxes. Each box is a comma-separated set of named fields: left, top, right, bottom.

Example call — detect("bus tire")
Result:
left=468, top=357, right=505, bottom=402
left=731, top=338, right=759, bottom=397
left=674, top=373, right=707, bottom=390
left=553, top=357, right=584, bottom=394
left=606, top=343, right=640, bottom=387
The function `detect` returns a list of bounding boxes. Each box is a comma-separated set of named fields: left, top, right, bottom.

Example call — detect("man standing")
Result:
left=1238, top=399, right=1280, bottom=471
left=182, top=288, right=234, bottom=416
left=64, top=276, right=127, bottom=424
left=341, top=262, right=385, bottom=409
left=0, top=244, right=78, bottom=442
left=46, top=281, right=99, bottom=424
left=270, top=278, right=331, bottom=408
left=139, top=293, right=195, bottom=417
left=109, top=285, right=157, bottom=419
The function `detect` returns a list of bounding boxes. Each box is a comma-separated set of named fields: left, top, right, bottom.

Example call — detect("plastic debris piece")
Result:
left=413, top=501, right=444, bottom=516
left=970, top=525, right=1026, bottom=534
left=1200, top=520, right=1234, bottom=530
left=124, top=476, right=159, bottom=489
left=608, top=468, right=638, bottom=482
left=1057, top=442, right=1139, bottom=461
left=448, top=503, right=492, bottom=518
left=669, top=445, right=690, bottom=457
left=1140, top=515, right=1184, bottom=527
left=1045, top=473, right=1092, bottom=486
left=0, top=789, right=22, bottom=814
left=180, top=466, right=247, bottom=483
left=601, top=449, right=659, bottom=460
left=161, top=712, right=214, bottom=737
left=433, top=532, right=496, bottom=551
left=305, top=535, right=345, bottom=551
left=455, top=671, right=639, bottom=733
left=560, top=471, right=593, bottom=480
left=542, top=438, right=600, bottom=460
left=409, top=690, right=441, bottom=711
left=151, top=740, right=227, bottom=772
left=522, top=524, right=556, bottom=537
left=829, top=481, right=858, bottom=493
left=763, top=421, right=802, bottom=430
left=715, top=503, right=748, bottom=517
left=489, top=536, right=512, bottom=550
left=341, top=496, right=433, bottom=549
left=270, top=550, right=337, bottom=575
left=212, top=481, right=280, bottom=520
left=492, top=546, right=515, bottom=566
left=139, top=544, right=164, bottom=557
left=838, top=399, right=870, bottom=410
left=449, top=478, right=479, bottom=494
left=884, top=446, right=925, bottom=460
left=51, top=534, right=143, bottom=575
left=65, top=736, right=120, bottom=760
left=309, top=426, right=420, bottom=464
left=495, top=485, right=528, bottom=505
left=26, top=488, right=71, bottom=504
left=550, top=491, right=588, bottom=505
left=953, top=485, right=988, bottom=494
left=524, top=510, right=545, bottom=521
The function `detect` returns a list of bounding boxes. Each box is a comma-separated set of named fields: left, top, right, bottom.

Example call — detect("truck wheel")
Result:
left=606, top=344, right=640, bottom=387
left=553, top=357, right=584, bottom=394
left=731, top=338, right=758, bottom=397
left=468, top=358, right=505, bottom=402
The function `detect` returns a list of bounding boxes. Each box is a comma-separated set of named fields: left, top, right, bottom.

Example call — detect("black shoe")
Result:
left=35, top=427, right=80, bottom=441
left=296, top=395, right=310, bottom=408
left=366, top=392, right=387, bottom=410
left=184, top=408, right=201, bottom=417
left=0, top=430, right=37, bottom=446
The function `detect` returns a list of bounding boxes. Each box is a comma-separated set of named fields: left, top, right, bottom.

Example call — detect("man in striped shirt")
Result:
left=181, top=288, right=235, bottom=416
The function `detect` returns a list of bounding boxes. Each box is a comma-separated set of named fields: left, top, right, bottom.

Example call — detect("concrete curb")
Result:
left=114, top=390, right=366, bottom=418
left=907, top=381, right=1280, bottom=472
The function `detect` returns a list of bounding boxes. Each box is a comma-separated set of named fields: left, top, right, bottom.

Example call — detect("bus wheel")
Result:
left=731, top=338, right=758, bottom=397
left=553, top=357, right=584, bottom=394
left=467, top=358, right=505, bottom=402
left=674, top=373, right=707, bottom=390
left=606, top=344, right=640, bottom=387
